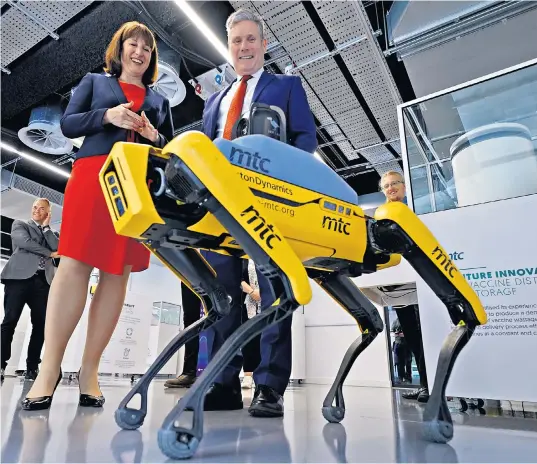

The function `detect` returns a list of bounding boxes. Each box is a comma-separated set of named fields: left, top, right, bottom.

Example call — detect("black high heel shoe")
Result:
left=21, top=369, right=63, bottom=411
left=77, top=370, right=105, bottom=408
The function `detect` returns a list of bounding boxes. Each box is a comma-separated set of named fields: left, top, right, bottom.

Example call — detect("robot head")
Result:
left=231, top=103, right=287, bottom=143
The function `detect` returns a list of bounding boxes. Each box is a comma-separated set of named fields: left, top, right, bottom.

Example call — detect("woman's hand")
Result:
left=137, top=111, right=159, bottom=143
left=241, top=281, right=261, bottom=302
left=241, top=281, right=252, bottom=293
left=250, top=289, right=261, bottom=302
left=103, top=101, right=145, bottom=131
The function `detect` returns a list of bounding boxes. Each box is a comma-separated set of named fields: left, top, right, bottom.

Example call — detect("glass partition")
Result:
left=153, top=301, right=182, bottom=326
left=399, top=58, right=537, bottom=214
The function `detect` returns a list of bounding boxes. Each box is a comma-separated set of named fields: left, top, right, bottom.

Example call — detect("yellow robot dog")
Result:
left=99, top=131, right=487, bottom=460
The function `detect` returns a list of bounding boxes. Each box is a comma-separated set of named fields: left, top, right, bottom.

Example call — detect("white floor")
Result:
left=1, top=376, right=537, bottom=462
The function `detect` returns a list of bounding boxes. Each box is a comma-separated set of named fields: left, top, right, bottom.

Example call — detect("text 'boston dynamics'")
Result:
left=239, top=172, right=293, bottom=196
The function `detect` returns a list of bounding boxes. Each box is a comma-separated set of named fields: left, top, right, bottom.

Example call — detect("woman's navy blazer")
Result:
left=60, top=73, right=174, bottom=160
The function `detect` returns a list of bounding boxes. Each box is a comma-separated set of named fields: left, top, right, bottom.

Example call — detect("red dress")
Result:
left=58, top=82, right=150, bottom=275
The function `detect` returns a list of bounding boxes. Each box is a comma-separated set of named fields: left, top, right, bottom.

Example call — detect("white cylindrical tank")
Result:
left=450, top=123, right=537, bottom=206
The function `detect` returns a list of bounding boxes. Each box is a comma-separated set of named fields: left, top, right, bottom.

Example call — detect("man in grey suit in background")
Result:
left=1, top=198, right=59, bottom=382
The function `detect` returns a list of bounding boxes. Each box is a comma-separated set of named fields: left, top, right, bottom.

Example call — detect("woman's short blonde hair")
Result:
left=379, top=170, right=404, bottom=191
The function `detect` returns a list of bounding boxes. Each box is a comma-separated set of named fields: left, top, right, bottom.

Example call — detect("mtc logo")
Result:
left=322, top=216, right=350, bottom=235
left=241, top=205, right=282, bottom=249
left=230, top=147, right=270, bottom=174
left=431, top=246, right=458, bottom=278
left=449, top=251, right=464, bottom=261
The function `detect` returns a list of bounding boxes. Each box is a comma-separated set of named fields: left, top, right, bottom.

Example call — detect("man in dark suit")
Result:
left=1, top=198, right=59, bottom=382
left=178, top=8, right=316, bottom=417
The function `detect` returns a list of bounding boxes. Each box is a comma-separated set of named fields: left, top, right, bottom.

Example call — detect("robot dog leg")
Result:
left=307, top=270, right=384, bottom=424
left=100, top=142, right=235, bottom=431
left=114, top=246, right=231, bottom=430
left=371, top=201, right=487, bottom=443
left=154, top=133, right=311, bottom=459
left=309, top=253, right=402, bottom=423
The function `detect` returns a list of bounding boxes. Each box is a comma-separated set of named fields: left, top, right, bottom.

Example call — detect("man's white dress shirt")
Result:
left=215, top=68, right=264, bottom=139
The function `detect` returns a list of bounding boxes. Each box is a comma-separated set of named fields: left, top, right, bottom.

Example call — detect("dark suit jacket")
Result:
left=61, top=73, right=174, bottom=159
left=202, top=71, right=317, bottom=153
left=0, top=220, right=60, bottom=285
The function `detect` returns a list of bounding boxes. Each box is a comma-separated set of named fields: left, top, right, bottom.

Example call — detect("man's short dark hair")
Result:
left=226, top=9, right=266, bottom=40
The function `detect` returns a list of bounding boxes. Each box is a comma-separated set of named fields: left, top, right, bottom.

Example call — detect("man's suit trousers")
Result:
left=202, top=251, right=292, bottom=395
left=1, top=272, right=49, bottom=371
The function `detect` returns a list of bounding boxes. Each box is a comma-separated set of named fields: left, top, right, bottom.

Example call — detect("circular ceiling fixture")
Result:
left=154, top=41, right=186, bottom=107
left=18, top=105, right=73, bottom=155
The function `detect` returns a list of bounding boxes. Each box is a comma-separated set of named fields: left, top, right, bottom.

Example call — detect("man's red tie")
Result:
left=223, top=75, right=252, bottom=140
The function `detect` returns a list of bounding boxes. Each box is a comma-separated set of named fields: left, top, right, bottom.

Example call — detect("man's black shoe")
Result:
left=24, top=369, right=39, bottom=381
left=164, top=373, right=196, bottom=388
left=417, top=388, right=430, bottom=403
left=248, top=385, right=284, bottom=417
left=203, top=383, right=243, bottom=411
left=402, top=387, right=429, bottom=402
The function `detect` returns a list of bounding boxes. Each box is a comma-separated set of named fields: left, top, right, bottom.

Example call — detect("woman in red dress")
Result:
left=23, top=21, right=174, bottom=410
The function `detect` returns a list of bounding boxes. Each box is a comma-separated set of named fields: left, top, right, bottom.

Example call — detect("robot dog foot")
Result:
left=157, top=299, right=296, bottom=459
left=371, top=202, right=487, bottom=443
left=309, top=270, right=384, bottom=424
left=114, top=246, right=231, bottom=431
left=114, top=316, right=214, bottom=431
left=422, top=324, right=474, bottom=443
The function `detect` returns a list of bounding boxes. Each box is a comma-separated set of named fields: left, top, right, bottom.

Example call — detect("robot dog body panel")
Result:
left=185, top=166, right=367, bottom=265
left=99, top=131, right=487, bottom=459
left=183, top=134, right=370, bottom=271
left=102, top=131, right=369, bottom=273
left=213, top=135, right=359, bottom=205
left=374, top=202, right=487, bottom=326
